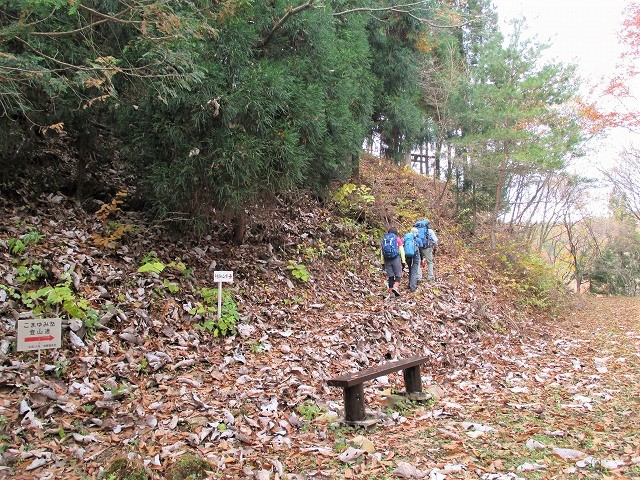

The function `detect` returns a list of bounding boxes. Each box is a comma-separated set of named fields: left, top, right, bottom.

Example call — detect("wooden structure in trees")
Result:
left=410, top=153, right=435, bottom=175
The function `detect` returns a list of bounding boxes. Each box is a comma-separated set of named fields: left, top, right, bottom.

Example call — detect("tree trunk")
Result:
left=490, top=156, right=508, bottom=252
left=434, top=140, right=442, bottom=179
left=455, top=164, right=461, bottom=214
left=385, top=127, right=401, bottom=161
left=233, top=210, right=247, bottom=245
left=75, top=127, right=96, bottom=199
left=404, top=149, right=412, bottom=167
left=575, top=269, right=583, bottom=294
left=75, top=154, right=88, bottom=199
left=446, top=144, right=453, bottom=183
left=350, top=153, right=360, bottom=182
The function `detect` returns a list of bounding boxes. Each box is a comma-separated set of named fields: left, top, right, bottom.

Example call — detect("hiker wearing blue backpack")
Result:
left=403, top=228, right=423, bottom=292
left=381, top=227, right=405, bottom=297
left=414, top=219, right=439, bottom=281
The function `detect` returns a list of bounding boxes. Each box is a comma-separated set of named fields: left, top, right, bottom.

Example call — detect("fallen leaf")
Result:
left=600, top=459, right=626, bottom=470
left=525, top=438, right=546, bottom=450
left=516, top=462, right=546, bottom=471
left=392, top=461, right=428, bottom=478
left=338, top=447, right=366, bottom=463
left=350, top=435, right=375, bottom=453
left=552, top=447, right=588, bottom=461
left=25, top=457, right=50, bottom=471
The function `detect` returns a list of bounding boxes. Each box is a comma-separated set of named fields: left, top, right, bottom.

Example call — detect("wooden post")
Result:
left=343, top=384, right=366, bottom=422
left=403, top=365, right=423, bottom=393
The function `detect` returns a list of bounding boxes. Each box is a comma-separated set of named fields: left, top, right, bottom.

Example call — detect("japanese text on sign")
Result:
left=17, top=318, right=62, bottom=352
left=214, top=271, right=234, bottom=283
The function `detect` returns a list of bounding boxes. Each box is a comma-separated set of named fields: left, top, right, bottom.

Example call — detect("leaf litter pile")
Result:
left=1, top=162, right=639, bottom=479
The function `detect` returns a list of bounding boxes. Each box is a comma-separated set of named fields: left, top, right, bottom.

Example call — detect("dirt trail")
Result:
left=353, top=296, right=640, bottom=479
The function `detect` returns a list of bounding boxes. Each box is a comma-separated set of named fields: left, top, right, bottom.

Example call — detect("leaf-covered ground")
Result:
left=1, top=158, right=638, bottom=480
left=365, top=295, right=640, bottom=480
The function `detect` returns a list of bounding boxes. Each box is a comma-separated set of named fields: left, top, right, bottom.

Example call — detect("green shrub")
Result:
left=495, top=243, right=567, bottom=311
left=287, top=261, right=310, bottom=282
left=590, top=230, right=640, bottom=296
left=192, top=288, right=239, bottom=337
left=6, top=228, right=43, bottom=256
left=296, top=400, right=325, bottom=420
left=138, top=251, right=166, bottom=274
left=332, top=183, right=375, bottom=221
left=15, top=263, right=47, bottom=283
left=21, top=282, right=94, bottom=319
left=515, top=253, right=565, bottom=309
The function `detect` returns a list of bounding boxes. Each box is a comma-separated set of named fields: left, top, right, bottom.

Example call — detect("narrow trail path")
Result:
left=340, top=297, right=640, bottom=479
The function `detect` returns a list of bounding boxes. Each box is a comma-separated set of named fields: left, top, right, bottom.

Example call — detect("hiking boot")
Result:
left=392, top=286, right=401, bottom=297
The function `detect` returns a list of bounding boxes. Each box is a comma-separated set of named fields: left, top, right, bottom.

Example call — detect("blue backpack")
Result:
left=414, top=219, right=431, bottom=248
left=403, top=232, right=416, bottom=257
left=381, top=233, right=399, bottom=260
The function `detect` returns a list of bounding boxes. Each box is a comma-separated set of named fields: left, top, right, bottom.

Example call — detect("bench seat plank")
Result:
left=327, top=355, right=429, bottom=388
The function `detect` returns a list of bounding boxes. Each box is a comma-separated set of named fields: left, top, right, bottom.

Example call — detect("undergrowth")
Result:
left=493, top=240, right=569, bottom=313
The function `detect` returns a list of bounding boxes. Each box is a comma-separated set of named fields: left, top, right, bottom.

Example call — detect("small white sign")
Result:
left=17, top=318, right=62, bottom=352
left=214, top=270, right=234, bottom=283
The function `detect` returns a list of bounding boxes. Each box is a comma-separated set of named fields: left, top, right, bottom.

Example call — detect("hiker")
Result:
left=381, top=227, right=405, bottom=297
left=414, top=219, right=439, bottom=281
left=403, top=227, right=422, bottom=292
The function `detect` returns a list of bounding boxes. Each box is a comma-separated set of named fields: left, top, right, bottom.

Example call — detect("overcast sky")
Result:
left=491, top=0, right=630, bottom=89
left=491, top=0, right=634, bottom=213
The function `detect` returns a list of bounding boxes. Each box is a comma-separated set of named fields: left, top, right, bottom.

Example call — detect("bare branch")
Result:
left=333, top=2, right=478, bottom=29
left=77, top=4, right=142, bottom=25
left=28, top=18, right=112, bottom=37
left=10, top=37, right=188, bottom=80
left=27, top=6, right=141, bottom=37
left=260, top=0, right=316, bottom=49
left=334, top=1, right=425, bottom=15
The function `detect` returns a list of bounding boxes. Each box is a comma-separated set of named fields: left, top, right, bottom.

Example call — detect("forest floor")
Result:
left=339, top=295, right=640, bottom=480
left=1, top=156, right=639, bottom=479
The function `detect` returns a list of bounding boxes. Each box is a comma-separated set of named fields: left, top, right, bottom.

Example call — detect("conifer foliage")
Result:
left=1, top=0, right=587, bottom=243
left=0, top=0, right=393, bottom=231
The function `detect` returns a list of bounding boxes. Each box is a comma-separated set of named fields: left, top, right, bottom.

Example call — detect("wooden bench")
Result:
left=327, top=355, right=430, bottom=424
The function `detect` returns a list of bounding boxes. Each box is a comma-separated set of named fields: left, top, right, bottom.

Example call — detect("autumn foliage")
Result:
left=586, top=1, right=640, bottom=133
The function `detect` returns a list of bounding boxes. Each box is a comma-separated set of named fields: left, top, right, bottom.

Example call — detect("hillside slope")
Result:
left=0, top=156, right=550, bottom=479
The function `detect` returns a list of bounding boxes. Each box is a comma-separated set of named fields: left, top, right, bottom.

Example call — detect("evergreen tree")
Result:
left=591, top=228, right=640, bottom=296
left=0, top=0, right=211, bottom=191
left=115, top=1, right=376, bottom=238
left=366, top=5, right=425, bottom=162
left=453, top=21, right=583, bottom=249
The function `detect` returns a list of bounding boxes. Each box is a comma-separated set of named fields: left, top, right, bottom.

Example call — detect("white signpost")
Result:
left=213, top=271, right=234, bottom=319
left=17, top=318, right=62, bottom=368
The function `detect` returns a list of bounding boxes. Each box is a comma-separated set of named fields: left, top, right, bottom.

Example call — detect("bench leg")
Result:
left=343, top=384, right=366, bottom=422
left=403, top=365, right=423, bottom=393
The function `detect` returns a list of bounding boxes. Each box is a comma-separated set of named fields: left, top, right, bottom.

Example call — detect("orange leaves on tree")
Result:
left=620, top=2, right=640, bottom=57
left=215, top=0, right=246, bottom=23
left=614, top=1, right=640, bottom=91
left=416, top=35, right=440, bottom=53
left=575, top=99, right=620, bottom=135
left=580, top=98, right=640, bottom=133
left=592, top=2, right=640, bottom=132
left=602, top=77, right=630, bottom=97
left=92, top=190, right=133, bottom=249
left=40, top=122, right=65, bottom=135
